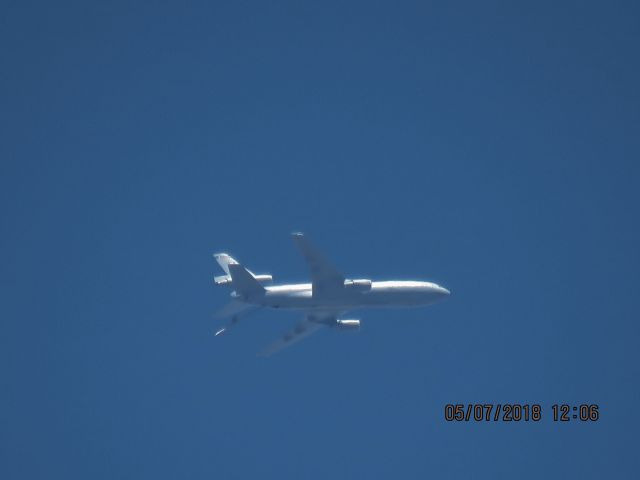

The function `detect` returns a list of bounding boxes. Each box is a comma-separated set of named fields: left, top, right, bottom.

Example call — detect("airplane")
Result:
left=213, top=232, right=450, bottom=356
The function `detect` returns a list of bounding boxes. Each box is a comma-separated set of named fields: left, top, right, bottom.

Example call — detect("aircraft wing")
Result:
left=291, top=233, right=344, bottom=297
left=258, top=312, right=337, bottom=357
left=213, top=300, right=255, bottom=319
left=213, top=301, right=257, bottom=336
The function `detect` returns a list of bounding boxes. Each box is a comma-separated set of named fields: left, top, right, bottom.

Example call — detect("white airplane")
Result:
left=213, top=233, right=450, bottom=356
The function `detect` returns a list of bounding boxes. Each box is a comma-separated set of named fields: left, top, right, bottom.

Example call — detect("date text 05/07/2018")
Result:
left=444, top=404, right=600, bottom=422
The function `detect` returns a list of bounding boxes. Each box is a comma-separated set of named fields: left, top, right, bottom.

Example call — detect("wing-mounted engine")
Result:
left=336, top=319, right=360, bottom=330
left=343, top=279, right=372, bottom=292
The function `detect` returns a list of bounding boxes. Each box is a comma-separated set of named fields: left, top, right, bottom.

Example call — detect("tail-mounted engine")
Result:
left=336, top=319, right=361, bottom=330
left=214, top=273, right=273, bottom=286
left=252, top=274, right=273, bottom=283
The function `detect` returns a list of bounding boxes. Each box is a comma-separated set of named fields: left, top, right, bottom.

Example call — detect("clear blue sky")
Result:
left=1, top=1, right=639, bottom=478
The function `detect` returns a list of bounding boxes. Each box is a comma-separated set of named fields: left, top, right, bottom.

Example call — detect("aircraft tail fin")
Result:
left=228, top=263, right=265, bottom=297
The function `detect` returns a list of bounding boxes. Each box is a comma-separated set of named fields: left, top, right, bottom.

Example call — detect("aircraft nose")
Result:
left=436, top=285, right=450, bottom=297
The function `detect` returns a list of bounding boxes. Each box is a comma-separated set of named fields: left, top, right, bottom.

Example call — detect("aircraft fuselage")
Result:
left=233, top=280, right=450, bottom=311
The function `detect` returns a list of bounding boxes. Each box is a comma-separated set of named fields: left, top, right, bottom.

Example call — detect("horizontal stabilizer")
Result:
left=214, top=253, right=238, bottom=276
left=214, top=253, right=272, bottom=285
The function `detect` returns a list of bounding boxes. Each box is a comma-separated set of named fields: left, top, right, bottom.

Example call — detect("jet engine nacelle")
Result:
left=344, top=279, right=372, bottom=292
left=253, top=274, right=273, bottom=283
left=214, top=273, right=272, bottom=285
left=214, top=275, right=232, bottom=286
left=336, top=319, right=361, bottom=330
